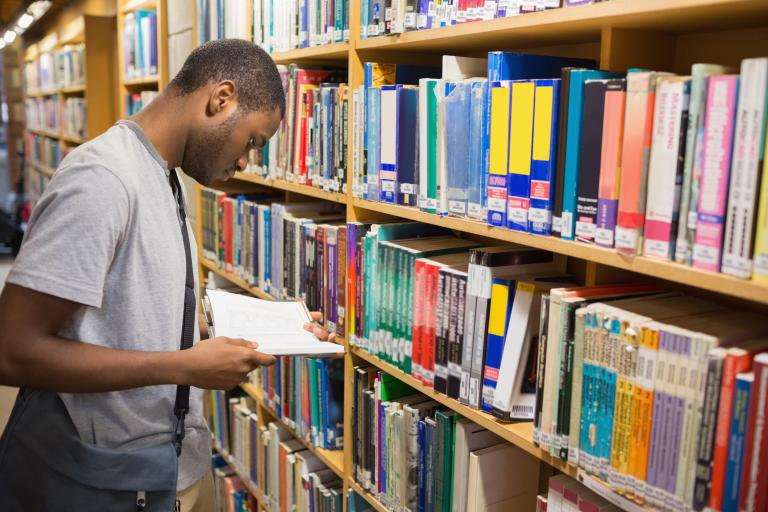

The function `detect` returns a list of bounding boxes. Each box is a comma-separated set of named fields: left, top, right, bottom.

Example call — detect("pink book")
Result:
left=692, top=75, right=739, bottom=272
left=595, top=80, right=626, bottom=248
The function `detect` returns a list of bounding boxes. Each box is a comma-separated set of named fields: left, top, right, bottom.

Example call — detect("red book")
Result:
left=739, top=353, right=768, bottom=512
left=710, top=348, right=753, bottom=510
left=411, top=259, right=428, bottom=380
left=292, top=70, right=336, bottom=178
left=420, top=261, right=442, bottom=386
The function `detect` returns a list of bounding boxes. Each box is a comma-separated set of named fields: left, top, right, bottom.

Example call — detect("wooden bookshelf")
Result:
left=22, top=8, right=118, bottom=201
left=233, top=172, right=348, bottom=204
left=117, top=0, right=168, bottom=118
left=212, top=439, right=261, bottom=499
left=186, top=0, right=768, bottom=509
left=200, top=257, right=273, bottom=300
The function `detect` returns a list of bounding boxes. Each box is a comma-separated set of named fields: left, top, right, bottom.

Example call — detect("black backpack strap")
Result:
left=168, top=169, right=196, bottom=457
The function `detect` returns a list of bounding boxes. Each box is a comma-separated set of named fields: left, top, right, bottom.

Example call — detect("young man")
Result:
left=0, top=40, right=333, bottom=510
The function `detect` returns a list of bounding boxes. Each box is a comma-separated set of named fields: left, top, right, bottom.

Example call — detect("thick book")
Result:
left=642, top=76, right=692, bottom=261
left=529, top=78, right=561, bottom=236
left=203, top=289, right=345, bottom=356
left=723, top=372, right=753, bottom=512
left=739, top=353, right=768, bottom=512
left=486, top=81, right=512, bottom=227
left=692, top=75, right=740, bottom=272
left=722, top=58, right=768, bottom=278
left=507, top=80, right=536, bottom=232
left=595, top=79, right=627, bottom=248
left=675, top=65, right=730, bottom=263
left=480, top=276, right=515, bottom=413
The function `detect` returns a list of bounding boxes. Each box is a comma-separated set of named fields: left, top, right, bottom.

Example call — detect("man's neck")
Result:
left=131, top=92, right=190, bottom=170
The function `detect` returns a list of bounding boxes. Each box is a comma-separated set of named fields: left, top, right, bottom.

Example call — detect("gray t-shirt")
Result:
left=7, top=120, right=209, bottom=491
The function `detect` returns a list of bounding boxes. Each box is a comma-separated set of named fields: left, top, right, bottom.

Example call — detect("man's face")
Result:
left=183, top=106, right=282, bottom=186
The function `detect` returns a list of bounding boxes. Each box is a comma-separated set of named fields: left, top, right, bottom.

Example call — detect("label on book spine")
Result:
left=614, top=226, right=638, bottom=252
left=595, top=227, right=614, bottom=247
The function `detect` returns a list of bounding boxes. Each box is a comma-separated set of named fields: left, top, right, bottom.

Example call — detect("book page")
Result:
left=204, top=289, right=345, bottom=356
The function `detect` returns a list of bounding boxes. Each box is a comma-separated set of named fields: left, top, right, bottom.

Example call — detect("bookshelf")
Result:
left=187, top=0, right=768, bottom=510
left=22, top=8, right=118, bottom=201
left=117, top=0, right=168, bottom=118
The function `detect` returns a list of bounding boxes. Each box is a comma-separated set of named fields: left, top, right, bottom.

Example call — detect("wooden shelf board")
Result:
left=200, top=258, right=274, bottom=300
left=350, top=345, right=578, bottom=478
left=352, top=198, right=768, bottom=305
left=26, top=89, right=58, bottom=98
left=356, top=0, right=768, bottom=53
left=240, top=383, right=345, bottom=480
left=122, top=75, right=160, bottom=87
left=234, top=172, right=348, bottom=204
left=121, top=0, right=157, bottom=13
left=60, top=84, right=86, bottom=95
left=61, top=134, right=86, bottom=145
left=212, top=440, right=261, bottom=499
left=28, top=128, right=61, bottom=139
left=270, top=42, right=350, bottom=64
left=346, top=480, right=390, bottom=512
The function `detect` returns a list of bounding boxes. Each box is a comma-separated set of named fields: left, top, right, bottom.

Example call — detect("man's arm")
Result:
left=0, top=283, right=275, bottom=392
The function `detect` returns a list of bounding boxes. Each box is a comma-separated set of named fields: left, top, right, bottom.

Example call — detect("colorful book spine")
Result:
left=487, top=81, right=512, bottom=227
left=739, top=354, right=768, bottom=512
left=723, top=372, right=753, bottom=512
left=595, top=79, right=627, bottom=248
left=379, top=85, right=400, bottom=203
left=643, top=76, right=692, bottom=261
left=506, top=80, right=535, bottom=232
left=692, top=75, right=739, bottom=272
left=722, top=58, right=768, bottom=278
left=480, top=277, right=514, bottom=413
left=753, top=128, right=768, bottom=282
left=529, top=79, right=561, bottom=235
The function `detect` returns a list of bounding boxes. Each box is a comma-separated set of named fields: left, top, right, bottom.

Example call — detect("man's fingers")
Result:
left=226, top=338, right=259, bottom=350
left=250, top=350, right=276, bottom=367
left=310, top=311, right=322, bottom=322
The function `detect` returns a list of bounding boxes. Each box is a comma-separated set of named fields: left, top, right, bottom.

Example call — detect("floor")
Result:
left=0, top=255, right=18, bottom=432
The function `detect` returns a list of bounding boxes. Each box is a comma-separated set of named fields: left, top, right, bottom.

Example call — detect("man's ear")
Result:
left=206, top=80, right=237, bottom=117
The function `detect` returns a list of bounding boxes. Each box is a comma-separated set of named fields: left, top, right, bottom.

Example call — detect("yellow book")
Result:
left=487, top=82, right=512, bottom=227
left=752, top=128, right=768, bottom=282
left=507, top=81, right=535, bottom=230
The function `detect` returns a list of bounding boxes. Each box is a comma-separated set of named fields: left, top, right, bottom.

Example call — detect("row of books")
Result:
left=527, top=288, right=768, bottom=512
left=124, top=90, right=159, bottom=116
left=352, top=365, right=542, bottom=511
left=197, top=0, right=350, bottom=50
left=62, top=98, right=86, bottom=140
left=123, top=9, right=158, bottom=79
left=245, top=65, right=349, bottom=194
left=24, top=44, right=85, bottom=93
left=199, top=193, right=347, bottom=328
left=212, top=455, right=258, bottom=512
left=348, top=222, right=568, bottom=407
left=24, top=132, right=63, bottom=170
left=358, top=0, right=607, bottom=38
left=256, top=357, right=345, bottom=450
left=25, top=96, right=60, bottom=132
left=538, top=474, right=622, bottom=512
left=350, top=54, right=768, bottom=282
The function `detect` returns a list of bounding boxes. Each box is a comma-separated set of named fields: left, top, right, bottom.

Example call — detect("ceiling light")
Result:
left=4, top=30, right=16, bottom=44
left=17, top=13, right=34, bottom=29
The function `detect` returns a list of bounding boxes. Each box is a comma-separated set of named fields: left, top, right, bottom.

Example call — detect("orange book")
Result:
left=595, top=79, right=626, bottom=248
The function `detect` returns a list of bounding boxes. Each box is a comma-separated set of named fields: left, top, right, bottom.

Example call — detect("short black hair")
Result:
left=169, top=39, right=285, bottom=117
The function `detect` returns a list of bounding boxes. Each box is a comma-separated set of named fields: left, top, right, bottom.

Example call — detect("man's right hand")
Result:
left=179, top=337, right=276, bottom=390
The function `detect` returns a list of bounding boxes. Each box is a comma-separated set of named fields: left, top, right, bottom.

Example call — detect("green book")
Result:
left=434, top=409, right=457, bottom=512
left=427, top=79, right=439, bottom=214
left=309, top=358, right=320, bottom=446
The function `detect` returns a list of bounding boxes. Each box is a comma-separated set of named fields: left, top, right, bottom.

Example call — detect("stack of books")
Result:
left=55, top=44, right=85, bottom=88
left=124, top=90, right=159, bottom=115
left=63, top=98, right=86, bottom=140
left=123, top=9, right=158, bottom=79
left=25, top=96, right=60, bottom=133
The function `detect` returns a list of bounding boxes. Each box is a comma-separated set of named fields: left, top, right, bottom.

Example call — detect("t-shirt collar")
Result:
left=116, top=119, right=171, bottom=176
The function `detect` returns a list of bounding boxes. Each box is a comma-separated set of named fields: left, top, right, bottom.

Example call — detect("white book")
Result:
left=418, top=79, right=431, bottom=209
left=452, top=419, right=502, bottom=512
left=722, top=58, right=768, bottom=278
left=442, top=55, right=487, bottom=81
left=203, top=289, right=345, bottom=356
left=436, top=80, right=448, bottom=214
left=643, top=76, right=691, bottom=261
left=379, top=86, right=398, bottom=202
left=466, top=443, right=540, bottom=512
left=490, top=281, right=541, bottom=421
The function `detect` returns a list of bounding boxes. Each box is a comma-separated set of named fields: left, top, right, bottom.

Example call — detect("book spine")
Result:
left=692, top=350, right=725, bottom=510
left=722, top=58, right=768, bottom=278
left=460, top=259, right=480, bottom=404
left=739, top=356, right=768, bottom=512
left=595, top=79, right=627, bottom=248
left=643, top=78, right=691, bottom=261
left=433, top=270, right=451, bottom=394
left=487, top=81, right=511, bottom=227
left=507, top=80, right=535, bottom=232
left=480, top=278, right=512, bottom=413
left=378, top=85, right=398, bottom=204
left=753, top=126, right=768, bottom=281
left=447, top=273, right=467, bottom=399
left=533, top=293, right=550, bottom=446
left=723, top=372, right=752, bottom=512
left=692, top=75, right=739, bottom=272
left=575, top=80, right=608, bottom=243
left=529, top=79, right=561, bottom=236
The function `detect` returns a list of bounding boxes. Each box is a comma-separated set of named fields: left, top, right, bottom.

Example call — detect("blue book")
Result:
left=480, top=277, right=516, bottom=413
left=148, top=12, right=157, bottom=75
left=299, top=0, right=308, bottom=48
left=319, top=359, right=329, bottom=447
left=529, top=79, right=561, bottom=235
left=326, top=359, right=345, bottom=449
left=366, top=87, right=381, bottom=200
left=263, top=207, right=271, bottom=291
left=445, top=80, right=472, bottom=217
left=487, top=52, right=596, bottom=82
left=724, top=372, right=753, bottom=512
left=424, top=418, right=437, bottom=512
left=468, top=79, right=487, bottom=221
left=486, top=81, right=512, bottom=227
left=397, top=87, right=419, bottom=207
left=418, top=419, right=427, bottom=512
left=560, top=70, right=622, bottom=240
left=217, top=0, right=224, bottom=39
left=335, top=0, right=344, bottom=41
left=251, top=203, right=257, bottom=285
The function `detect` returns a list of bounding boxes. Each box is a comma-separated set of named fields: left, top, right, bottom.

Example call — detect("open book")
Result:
left=202, top=289, right=345, bottom=357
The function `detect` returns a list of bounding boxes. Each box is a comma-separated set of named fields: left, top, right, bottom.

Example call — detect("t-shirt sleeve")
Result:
left=7, top=165, right=130, bottom=308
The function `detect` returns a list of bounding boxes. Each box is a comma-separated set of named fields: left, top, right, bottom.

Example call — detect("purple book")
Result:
left=646, top=330, right=671, bottom=494
left=665, top=333, right=690, bottom=496
left=148, top=12, right=157, bottom=75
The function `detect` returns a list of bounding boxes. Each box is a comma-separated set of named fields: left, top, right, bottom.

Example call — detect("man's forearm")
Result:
left=0, top=334, right=192, bottom=392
